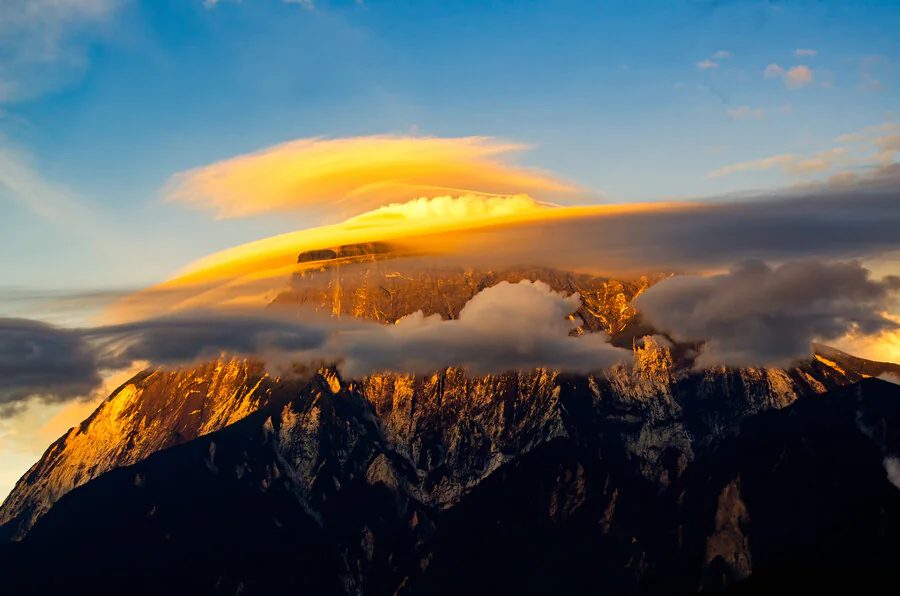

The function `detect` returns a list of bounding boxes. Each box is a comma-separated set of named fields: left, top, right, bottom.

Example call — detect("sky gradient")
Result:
left=2, top=0, right=899, bottom=296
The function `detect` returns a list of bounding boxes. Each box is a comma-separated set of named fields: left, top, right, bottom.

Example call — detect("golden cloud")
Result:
left=164, top=135, right=580, bottom=220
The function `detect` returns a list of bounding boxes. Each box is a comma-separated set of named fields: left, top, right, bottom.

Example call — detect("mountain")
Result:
left=2, top=373, right=899, bottom=595
left=2, top=255, right=900, bottom=594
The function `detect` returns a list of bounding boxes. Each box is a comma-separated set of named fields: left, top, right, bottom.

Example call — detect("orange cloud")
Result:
left=164, top=135, right=579, bottom=221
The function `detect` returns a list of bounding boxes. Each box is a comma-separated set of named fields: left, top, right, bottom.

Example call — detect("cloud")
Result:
left=764, top=64, right=814, bottom=89
left=337, top=280, right=630, bottom=377
left=784, top=148, right=848, bottom=175
left=0, top=318, right=102, bottom=415
left=697, top=60, right=719, bottom=69
left=0, top=282, right=632, bottom=413
left=164, top=136, right=579, bottom=220
left=875, top=134, right=900, bottom=154
left=0, top=0, right=118, bottom=104
left=707, top=154, right=795, bottom=178
left=764, top=63, right=784, bottom=79
left=884, top=457, right=900, bottom=490
left=835, top=122, right=900, bottom=144
left=785, top=65, right=814, bottom=89
left=634, top=259, right=900, bottom=368
left=713, top=50, right=733, bottom=59
left=795, top=49, right=818, bottom=57
left=116, top=164, right=900, bottom=321
left=709, top=146, right=864, bottom=179
left=880, top=373, right=900, bottom=385
left=726, top=106, right=765, bottom=120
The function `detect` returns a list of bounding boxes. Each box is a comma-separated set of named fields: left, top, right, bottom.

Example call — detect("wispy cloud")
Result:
left=726, top=106, right=765, bottom=120
left=784, top=148, right=848, bottom=175
left=0, top=0, right=118, bottom=104
left=697, top=59, right=719, bottom=69
left=707, top=154, right=795, bottom=178
left=795, top=49, right=818, bottom=57
left=712, top=50, right=733, bottom=59
left=834, top=122, right=900, bottom=144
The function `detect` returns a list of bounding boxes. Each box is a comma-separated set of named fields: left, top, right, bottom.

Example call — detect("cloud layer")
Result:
left=0, top=281, right=631, bottom=413
left=338, top=280, right=628, bottom=377
left=635, top=259, right=900, bottom=367
left=113, top=164, right=900, bottom=322
left=164, top=135, right=578, bottom=220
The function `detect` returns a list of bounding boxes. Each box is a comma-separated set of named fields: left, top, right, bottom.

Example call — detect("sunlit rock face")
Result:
left=0, top=359, right=276, bottom=540
left=5, top=372, right=900, bottom=594
left=273, top=254, right=658, bottom=335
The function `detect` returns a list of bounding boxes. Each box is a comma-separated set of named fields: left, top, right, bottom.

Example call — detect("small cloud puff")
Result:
left=726, top=106, right=765, bottom=120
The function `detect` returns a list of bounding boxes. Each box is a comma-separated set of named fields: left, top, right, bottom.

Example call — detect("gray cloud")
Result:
left=88, top=313, right=329, bottom=368
left=634, top=259, right=900, bottom=367
left=0, top=282, right=633, bottom=414
left=411, top=163, right=900, bottom=277
left=0, top=318, right=101, bottom=412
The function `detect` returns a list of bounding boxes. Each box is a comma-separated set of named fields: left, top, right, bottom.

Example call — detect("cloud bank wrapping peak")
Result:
left=0, top=281, right=632, bottom=414
left=164, top=135, right=579, bottom=221
left=635, top=259, right=900, bottom=368
left=337, top=280, right=629, bottom=377
left=111, top=163, right=900, bottom=323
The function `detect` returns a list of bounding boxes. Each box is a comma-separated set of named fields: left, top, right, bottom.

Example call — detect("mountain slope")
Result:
left=2, top=378, right=899, bottom=595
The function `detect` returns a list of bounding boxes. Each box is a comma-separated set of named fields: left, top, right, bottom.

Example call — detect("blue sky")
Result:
left=1, top=0, right=899, bottom=294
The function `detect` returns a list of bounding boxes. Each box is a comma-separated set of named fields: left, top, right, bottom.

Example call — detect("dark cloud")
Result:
left=635, top=259, right=900, bottom=367
left=89, top=313, right=329, bottom=368
left=410, top=164, right=900, bottom=277
left=0, top=318, right=100, bottom=411
left=0, top=283, right=634, bottom=415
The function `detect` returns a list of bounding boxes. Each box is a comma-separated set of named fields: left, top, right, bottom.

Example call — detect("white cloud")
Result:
left=795, top=49, right=818, bottom=57
left=764, top=64, right=814, bottom=89
left=338, top=280, right=631, bottom=377
left=697, top=60, right=719, bottom=69
left=785, top=65, right=814, bottom=89
left=764, top=63, right=784, bottom=79
left=885, top=457, right=900, bottom=490
left=713, top=50, right=733, bottom=59
left=726, top=106, right=765, bottom=120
